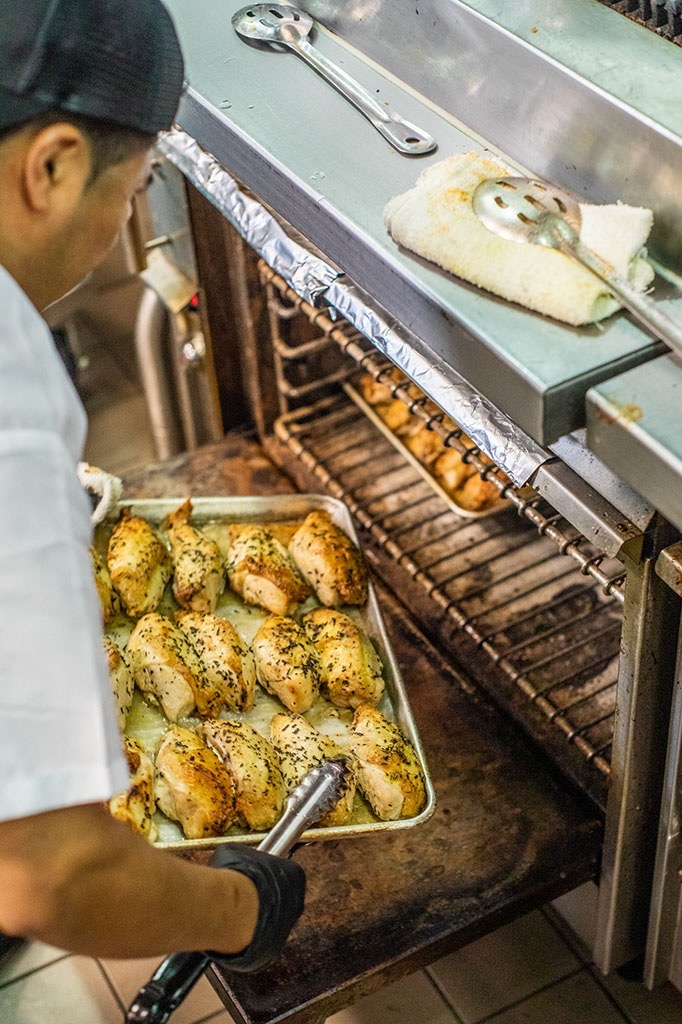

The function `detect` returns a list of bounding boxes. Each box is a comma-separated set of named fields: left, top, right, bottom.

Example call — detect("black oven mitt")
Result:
left=207, top=844, right=306, bottom=973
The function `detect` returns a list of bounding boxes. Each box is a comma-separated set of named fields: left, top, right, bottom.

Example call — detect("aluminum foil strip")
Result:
left=156, top=128, right=340, bottom=307
left=157, top=128, right=548, bottom=485
left=325, top=278, right=549, bottom=486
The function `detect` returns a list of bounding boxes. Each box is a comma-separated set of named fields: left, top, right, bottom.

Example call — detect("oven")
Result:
left=128, top=0, right=682, bottom=1018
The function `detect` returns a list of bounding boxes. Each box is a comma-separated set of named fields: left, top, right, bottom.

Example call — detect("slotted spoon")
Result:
left=473, top=176, right=682, bottom=358
left=232, top=3, right=436, bottom=156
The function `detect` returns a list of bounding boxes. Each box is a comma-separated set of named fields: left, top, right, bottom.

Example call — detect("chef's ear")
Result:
left=22, top=122, right=91, bottom=214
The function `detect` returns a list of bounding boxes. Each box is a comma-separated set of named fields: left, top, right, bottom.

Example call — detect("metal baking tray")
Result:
left=344, top=383, right=509, bottom=519
left=99, top=493, right=435, bottom=850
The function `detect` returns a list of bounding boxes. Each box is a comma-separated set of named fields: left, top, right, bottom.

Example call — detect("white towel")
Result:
left=383, top=151, right=654, bottom=326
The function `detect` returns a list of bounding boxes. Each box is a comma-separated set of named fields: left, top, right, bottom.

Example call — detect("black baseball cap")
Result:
left=0, top=0, right=185, bottom=136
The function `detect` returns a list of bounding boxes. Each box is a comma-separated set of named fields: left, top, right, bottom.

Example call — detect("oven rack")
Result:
left=258, top=264, right=633, bottom=807
left=260, top=262, right=627, bottom=603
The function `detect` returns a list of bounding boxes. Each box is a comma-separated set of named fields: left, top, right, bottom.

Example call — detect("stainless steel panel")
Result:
left=586, top=356, right=682, bottom=531
left=302, top=0, right=682, bottom=271
left=162, top=0, right=674, bottom=444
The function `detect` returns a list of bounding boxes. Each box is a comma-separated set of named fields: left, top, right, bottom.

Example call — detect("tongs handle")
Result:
left=291, top=36, right=436, bottom=156
left=125, top=762, right=345, bottom=1024
left=549, top=218, right=682, bottom=361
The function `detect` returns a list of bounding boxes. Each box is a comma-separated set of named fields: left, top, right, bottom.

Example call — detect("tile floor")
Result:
left=8, top=324, right=678, bottom=1023
left=3, top=883, right=682, bottom=1024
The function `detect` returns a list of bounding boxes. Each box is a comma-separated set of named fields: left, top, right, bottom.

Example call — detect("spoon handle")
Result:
left=289, top=36, right=436, bottom=156
left=550, top=220, right=682, bottom=359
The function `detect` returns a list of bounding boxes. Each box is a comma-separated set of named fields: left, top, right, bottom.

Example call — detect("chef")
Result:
left=0, top=0, right=305, bottom=966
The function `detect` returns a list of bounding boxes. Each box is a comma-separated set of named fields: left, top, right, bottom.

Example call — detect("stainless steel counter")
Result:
left=162, top=0, right=682, bottom=445
left=586, top=354, right=682, bottom=532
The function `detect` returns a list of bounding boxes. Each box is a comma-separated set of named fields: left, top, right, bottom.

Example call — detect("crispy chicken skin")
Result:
left=432, top=448, right=475, bottom=494
left=163, top=499, right=225, bottom=613
left=269, top=712, right=356, bottom=827
left=226, top=523, right=311, bottom=616
left=176, top=611, right=257, bottom=713
left=302, top=607, right=384, bottom=709
left=289, top=510, right=368, bottom=608
left=91, top=546, right=119, bottom=624
left=103, top=634, right=135, bottom=731
left=127, top=612, right=223, bottom=721
left=155, top=725, right=237, bottom=840
left=109, top=737, right=158, bottom=841
left=201, top=719, right=285, bottom=831
left=107, top=508, right=172, bottom=618
left=453, top=473, right=501, bottom=511
left=252, top=615, right=322, bottom=714
left=347, top=706, right=426, bottom=821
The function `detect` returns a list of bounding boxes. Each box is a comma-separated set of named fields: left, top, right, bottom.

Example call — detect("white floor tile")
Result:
left=427, top=911, right=580, bottom=1024
left=485, top=969, right=626, bottom=1024
left=0, top=942, right=68, bottom=987
left=327, top=970, right=459, bottom=1024
left=0, top=955, right=122, bottom=1024
left=550, top=882, right=599, bottom=957
left=101, top=954, right=229, bottom=1024
left=596, top=968, right=682, bottom=1024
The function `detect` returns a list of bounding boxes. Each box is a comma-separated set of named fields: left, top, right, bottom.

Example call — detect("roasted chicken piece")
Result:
left=380, top=398, right=415, bottom=434
left=107, top=508, right=171, bottom=618
left=347, top=706, right=426, bottom=821
left=109, top=737, right=158, bottom=841
left=269, top=712, right=356, bottom=827
left=176, top=611, right=257, bottom=713
left=252, top=615, right=322, bottom=714
left=127, top=612, right=222, bottom=721
left=92, top=547, right=118, bottom=624
left=453, top=473, right=501, bottom=511
left=103, top=634, right=135, bottom=731
left=289, top=509, right=368, bottom=608
left=358, top=368, right=407, bottom=406
left=155, top=725, right=237, bottom=840
left=226, top=524, right=311, bottom=616
left=403, top=425, right=444, bottom=466
left=201, top=719, right=285, bottom=831
left=432, top=448, right=475, bottom=494
left=302, top=607, right=384, bottom=709
left=163, top=499, right=225, bottom=613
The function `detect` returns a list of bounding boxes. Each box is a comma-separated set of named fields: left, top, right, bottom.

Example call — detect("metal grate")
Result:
left=258, top=264, right=629, bottom=807
left=600, top=0, right=682, bottom=43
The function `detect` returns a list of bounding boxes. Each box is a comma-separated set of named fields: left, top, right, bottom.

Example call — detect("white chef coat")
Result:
left=0, top=264, right=128, bottom=821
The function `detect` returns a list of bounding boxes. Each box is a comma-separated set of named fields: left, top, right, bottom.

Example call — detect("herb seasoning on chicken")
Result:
left=201, top=719, right=285, bottom=831
left=163, top=498, right=225, bottom=613
left=289, top=509, right=368, bottom=607
left=126, top=612, right=225, bottom=721
left=107, top=508, right=171, bottom=618
left=226, top=523, right=311, bottom=615
left=269, top=712, right=356, bottom=827
left=252, top=614, right=322, bottom=714
left=302, top=606, right=384, bottom=709
left=109, top=737, right=158, bottom=841
left=155, top=725, right=237, bottom=840
left=176, top=611, right=257, bottom=712
left=348, top=705, right=426, bottom=821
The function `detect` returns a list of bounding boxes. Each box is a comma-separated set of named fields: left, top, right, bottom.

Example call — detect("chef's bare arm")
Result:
left=0, top=803, right=260, bottom=958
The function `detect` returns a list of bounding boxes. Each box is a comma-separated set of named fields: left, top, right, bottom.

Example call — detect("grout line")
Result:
left=423, top=968, right=466, bottom=1024
left=0, top=949, right=71, bottom=991
left=584, top=964, right=642, bottom=1024
left=95, top=958, right=126, bottom=1013
left=541, top=904, right=593, bottom=964
left=472, top=965, right=587, bottom=1024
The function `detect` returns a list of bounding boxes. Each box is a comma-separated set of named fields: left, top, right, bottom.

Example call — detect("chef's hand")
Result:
left=208, top=844, right=306, bottom=973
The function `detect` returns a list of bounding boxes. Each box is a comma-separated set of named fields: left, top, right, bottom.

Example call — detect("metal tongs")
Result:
left=125, top=759, right=348, bottom=1024
left=473, top=175, right=682, bottom=361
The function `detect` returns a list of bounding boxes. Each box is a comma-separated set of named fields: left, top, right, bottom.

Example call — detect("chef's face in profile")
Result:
left=0, top=119, right=152, bottom=311
left=43, top=130, right=153, bottom=308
